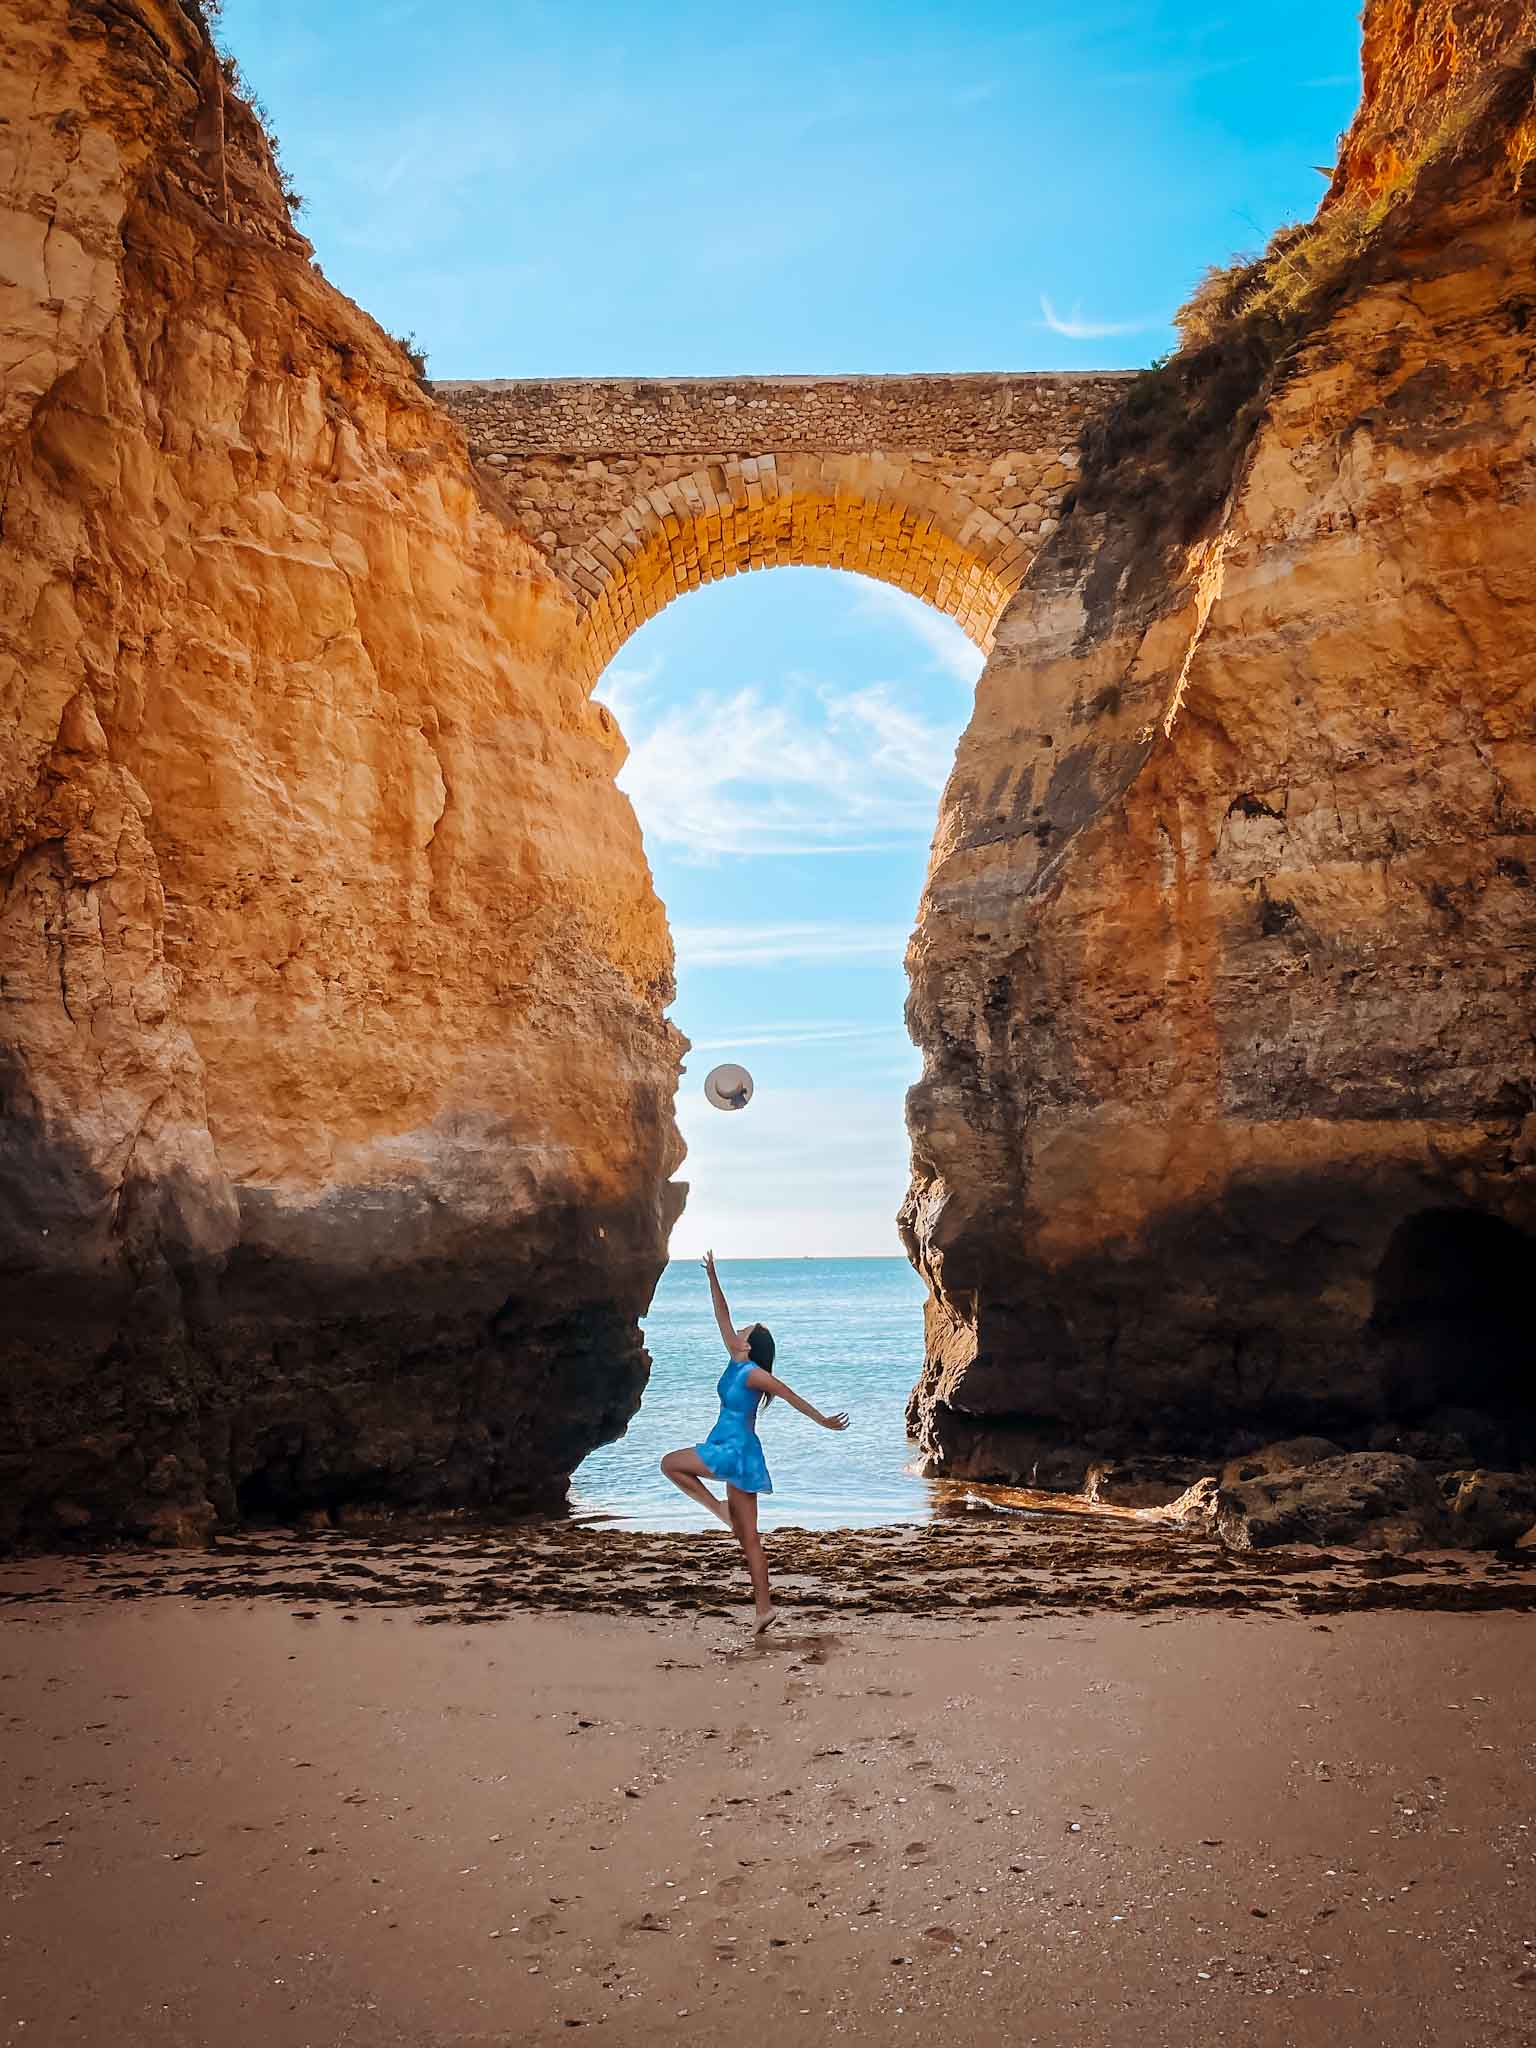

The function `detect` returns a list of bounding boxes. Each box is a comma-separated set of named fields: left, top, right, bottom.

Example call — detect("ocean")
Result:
left=571, top=1255, right=936, bottom=1529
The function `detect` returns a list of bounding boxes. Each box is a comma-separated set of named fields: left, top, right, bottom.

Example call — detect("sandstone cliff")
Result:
left=0, top=0, right=683, bottom=1544
left=903, top=6, right=1536, bottom=1485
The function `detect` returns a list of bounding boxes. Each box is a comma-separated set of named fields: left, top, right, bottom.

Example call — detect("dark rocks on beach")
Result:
left=1216, top=1453, right=1452, bottom=1553
left=1443, top=1469, right=1536, bottom=1549
left=1215, top=1453, right=1536, bottom=1555
left=1220, top=1438, right=1345, bottom=1487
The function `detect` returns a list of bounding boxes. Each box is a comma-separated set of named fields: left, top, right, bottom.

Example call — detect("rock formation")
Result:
left=903, top=3, right=1536, bottom=1485
left=1215, top=1451, right=1536, bottom=1554
left=0, top=0, right=682, bottom=1545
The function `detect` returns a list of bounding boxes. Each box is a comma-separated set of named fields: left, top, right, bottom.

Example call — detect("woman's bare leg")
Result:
left=727, top=1485, right=774, bottom=1627
left=659, top=1448, right=733, bottom=1529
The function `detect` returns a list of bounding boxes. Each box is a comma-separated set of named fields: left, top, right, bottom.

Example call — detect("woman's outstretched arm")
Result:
left=745, top=1369, right=849, bottom=1431
left=701, top=1249, right=748, bottom=1358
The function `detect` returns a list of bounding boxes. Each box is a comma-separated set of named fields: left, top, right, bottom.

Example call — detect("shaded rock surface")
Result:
left=0, top=0, right=682, bottom=1546
left=1444, top=1467, right=1536, bottom=1547
left=1220, top=1438, right=1345, bottom=1487
left=1215, top=1452, right=1536, bottom=1554
left=1081, top=1456, right=1216, bottom=1509
left=902, top=2, right=1536, bottom=1483
left=1216, top=1453, right=1456, bottom=1553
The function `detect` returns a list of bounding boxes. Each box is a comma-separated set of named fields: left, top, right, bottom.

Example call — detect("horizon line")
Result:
left=663, top=1252, right=912, bottom=1263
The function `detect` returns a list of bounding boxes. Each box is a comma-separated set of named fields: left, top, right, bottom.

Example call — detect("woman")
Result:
left=660, top=1250, right=850, bottom=1634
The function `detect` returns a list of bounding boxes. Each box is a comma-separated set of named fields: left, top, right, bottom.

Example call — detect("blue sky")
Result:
left=220, top=0, right=1362, bottom=1254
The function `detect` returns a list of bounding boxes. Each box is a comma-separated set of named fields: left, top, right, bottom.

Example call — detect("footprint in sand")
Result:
left=821, top=1839, right=876, bottom=1863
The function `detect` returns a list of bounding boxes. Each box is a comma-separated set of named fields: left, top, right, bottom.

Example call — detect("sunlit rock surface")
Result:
left=0, top=0, right=682, bottom=1545
left=903, top=4, right=1536, bottom=1484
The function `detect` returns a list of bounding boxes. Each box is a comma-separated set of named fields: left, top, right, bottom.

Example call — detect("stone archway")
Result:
left=550, top=452, right=1026, bottom=680
left=432, top=373, right=1129, bottom=681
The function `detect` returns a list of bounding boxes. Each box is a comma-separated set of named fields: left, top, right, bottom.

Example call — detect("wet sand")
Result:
left=3, top=1522, right=1535, bottom=2047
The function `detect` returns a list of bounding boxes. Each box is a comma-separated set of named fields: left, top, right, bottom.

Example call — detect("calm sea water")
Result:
left=571, top=1256, right=937, bottom=1529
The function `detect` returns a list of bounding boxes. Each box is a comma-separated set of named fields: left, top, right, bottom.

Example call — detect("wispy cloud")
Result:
left=592, top=656, right=661, bottom=733
left=853, top=585, right=986, bottom=685
left=613, top=682, right=953, bottom=859
left=1038, top=294, right=1165, bottom=341
left=316, top=99, right=626, bottom=256
left=1097, top=52, right=1251, bottom=91
left=827, top=686, right=952, bottom=788
left=673, top=923, right=911, bottom=967
left=688, top=1020, right=911, bottom=1050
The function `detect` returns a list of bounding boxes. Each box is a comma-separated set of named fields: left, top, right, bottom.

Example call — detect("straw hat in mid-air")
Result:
left=703, top=1063, right=754, bottom=1112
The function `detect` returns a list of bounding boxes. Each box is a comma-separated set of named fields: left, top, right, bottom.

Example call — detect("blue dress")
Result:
left=694, top=1357, right=774, bottom=1494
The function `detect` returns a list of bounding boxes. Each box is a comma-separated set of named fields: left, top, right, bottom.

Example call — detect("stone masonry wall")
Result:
left=432, top=375, right=1130, bottom=679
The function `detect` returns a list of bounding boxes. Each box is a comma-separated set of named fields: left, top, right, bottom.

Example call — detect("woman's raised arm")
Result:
left=701, top=1250, right=748, bottom=1357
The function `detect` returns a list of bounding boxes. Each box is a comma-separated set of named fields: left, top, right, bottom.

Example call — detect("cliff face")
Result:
left=0, top=0, right=683, bottom=1545
left=1330, top=0, right=1536, bottom=204
left=903, top=16, right=1536, bottom=1483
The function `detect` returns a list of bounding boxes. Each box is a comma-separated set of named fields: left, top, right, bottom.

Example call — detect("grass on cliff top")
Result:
left=1173, top=77, right=1492, bottom=351
left=390, top=333, right=431, bottom=380
left=187, top=1, right=307, bottom=219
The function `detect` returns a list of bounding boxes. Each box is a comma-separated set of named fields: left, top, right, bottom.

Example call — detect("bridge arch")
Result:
left=571, top=453, right=1025, bottom=683
left=431, top=373, right=1129, bottom=684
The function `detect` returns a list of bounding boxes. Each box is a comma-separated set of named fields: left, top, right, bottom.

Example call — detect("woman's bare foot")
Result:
left=753, top=1607, right=779, bottom=1635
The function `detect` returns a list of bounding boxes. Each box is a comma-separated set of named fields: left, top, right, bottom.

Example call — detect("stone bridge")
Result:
left=431, top=373, right=1131, bottom=681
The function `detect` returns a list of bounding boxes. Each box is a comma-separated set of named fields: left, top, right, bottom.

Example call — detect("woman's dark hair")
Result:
left=747, top=1324, right=776, bottom=1404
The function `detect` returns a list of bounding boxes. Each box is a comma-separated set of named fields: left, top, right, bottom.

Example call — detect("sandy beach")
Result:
left=3, top=1524, right=1535, bottom=2048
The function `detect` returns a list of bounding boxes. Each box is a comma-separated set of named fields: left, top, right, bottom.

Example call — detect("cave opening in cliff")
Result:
left=1371, top=1208, right=1535, bottom=1452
